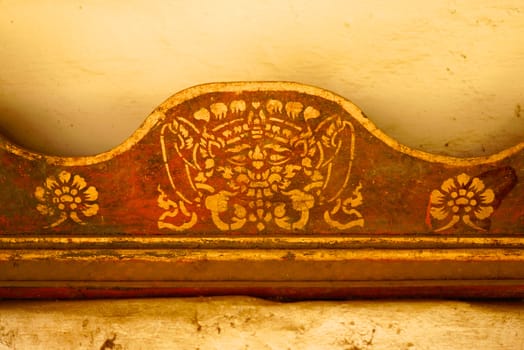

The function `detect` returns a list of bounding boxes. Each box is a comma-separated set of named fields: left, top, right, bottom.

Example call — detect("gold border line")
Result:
left=1, top=81, right=523, bottom=166
left=0, top=235, right=523, bottom=248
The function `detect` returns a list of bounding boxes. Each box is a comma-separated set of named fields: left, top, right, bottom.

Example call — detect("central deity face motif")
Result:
left=158, top=98, right=363, bottom=233
left=199, top=105, right=321, bottom=231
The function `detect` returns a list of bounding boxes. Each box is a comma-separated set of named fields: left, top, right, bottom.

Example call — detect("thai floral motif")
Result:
left=158, top=98, right=364, bottom=232
left=324, top=182, right=364, bottom=229
left=35, top=171, right=99, bottom=228
left=429, top=173, right=494, bottom=232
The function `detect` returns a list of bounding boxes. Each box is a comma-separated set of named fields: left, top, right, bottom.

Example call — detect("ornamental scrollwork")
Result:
left=157, top=98, right=364, bottom=233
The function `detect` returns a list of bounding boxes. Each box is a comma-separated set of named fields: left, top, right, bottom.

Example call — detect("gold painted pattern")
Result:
left=158, top=98, right=364, bottom=232
left=35, top=171, right=99, bottom=228
left=429, top=173, right=495, bottom=232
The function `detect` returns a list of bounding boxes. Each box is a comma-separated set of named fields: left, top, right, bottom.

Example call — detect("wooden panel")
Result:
left=0, top=82, right=523, bottom=298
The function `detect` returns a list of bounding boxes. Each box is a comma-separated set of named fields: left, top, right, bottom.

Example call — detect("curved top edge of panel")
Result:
left=1, top=81, right=523, bottom=167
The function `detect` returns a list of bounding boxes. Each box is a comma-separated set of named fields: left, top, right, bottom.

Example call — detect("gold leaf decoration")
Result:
left=35, top=171, right=99, bottom=228
left=159, top=98, right=364, bottom=232
left=429, top=173, right=495, bottom=232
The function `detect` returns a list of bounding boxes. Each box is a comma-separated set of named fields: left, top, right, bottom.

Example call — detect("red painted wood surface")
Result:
left=0, top=82, right=523, bottom=298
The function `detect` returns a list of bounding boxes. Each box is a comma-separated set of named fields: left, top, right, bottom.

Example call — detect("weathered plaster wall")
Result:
left=1, top=1, right=524, bottom=156
left=0, top=298, right=523, bottom=350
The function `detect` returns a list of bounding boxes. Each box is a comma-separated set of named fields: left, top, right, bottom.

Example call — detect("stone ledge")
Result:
left=0, top=297, right=522, bottom=349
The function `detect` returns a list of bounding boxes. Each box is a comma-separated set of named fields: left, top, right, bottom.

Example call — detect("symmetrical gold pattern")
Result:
left=429, top=173, right=495, bottom=232
left=35, top=171, right=99, bottom=228
left=158, top=98, right=364, bottom=232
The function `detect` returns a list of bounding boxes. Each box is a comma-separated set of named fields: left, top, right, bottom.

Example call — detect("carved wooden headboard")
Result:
left=1, top=82, right=523, bottom=298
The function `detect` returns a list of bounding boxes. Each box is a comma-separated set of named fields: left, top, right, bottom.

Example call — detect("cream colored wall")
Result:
left=1, top=1, right=523, bottom=156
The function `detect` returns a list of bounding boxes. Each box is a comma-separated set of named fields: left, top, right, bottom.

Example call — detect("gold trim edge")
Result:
left=1, top=235, right=523, bottom=249
left=1, top=81, right=523, bottom=166
left=1, top=280, right=523, bottom=288
left=1, top=248, right=523, bottom=261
